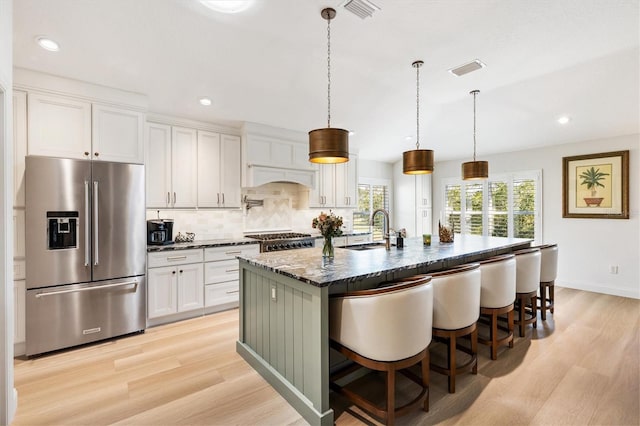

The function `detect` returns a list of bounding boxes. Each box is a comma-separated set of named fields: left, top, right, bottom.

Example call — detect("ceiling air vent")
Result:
left=448, top=59, right=486, bottom=77
left=342, top=0, right=380, bottom=19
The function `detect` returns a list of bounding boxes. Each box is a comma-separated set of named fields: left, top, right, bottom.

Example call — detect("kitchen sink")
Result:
left=342, top=243, right=389, bottom=251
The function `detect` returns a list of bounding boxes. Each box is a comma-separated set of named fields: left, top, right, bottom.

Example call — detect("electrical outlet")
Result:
left=609, top=265, right=619, bottom=274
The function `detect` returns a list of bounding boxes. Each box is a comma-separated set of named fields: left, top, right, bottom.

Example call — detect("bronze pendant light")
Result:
left=462, top=90, right=489, bottom=180
left=309, top=8, right=349, bottom=164
left=403, top=60, right=434, bottom=174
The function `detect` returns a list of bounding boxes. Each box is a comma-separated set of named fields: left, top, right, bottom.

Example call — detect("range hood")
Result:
left=242, top=122, right=317, bottom=189
left=246, top=164, right=316, bottom=188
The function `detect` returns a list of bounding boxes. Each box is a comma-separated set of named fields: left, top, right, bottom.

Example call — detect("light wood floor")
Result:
left=13, top=286, right=640, bottom=426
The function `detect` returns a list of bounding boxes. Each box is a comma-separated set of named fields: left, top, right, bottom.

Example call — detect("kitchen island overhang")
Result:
left=236, top=235, right=532, bottom=426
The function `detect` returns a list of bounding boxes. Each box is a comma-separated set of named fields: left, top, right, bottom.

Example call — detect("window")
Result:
left=354, top=179, right=390, bottom=241
left=443, top=171, right=541, bottom=242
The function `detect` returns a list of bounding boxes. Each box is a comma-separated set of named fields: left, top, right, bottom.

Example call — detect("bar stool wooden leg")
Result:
left=540, top=282, right=548, bottom=321
left=508, top=309, right=514, bottom=348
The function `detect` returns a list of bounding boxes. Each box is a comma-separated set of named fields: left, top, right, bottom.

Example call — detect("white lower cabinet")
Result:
left=147, top=244, right=259, bottom=323
left=147, top=249, right=204, bottom=320
left=204, top=245, right=259, bottom=312
left=14, top=280, right=26, bottom=349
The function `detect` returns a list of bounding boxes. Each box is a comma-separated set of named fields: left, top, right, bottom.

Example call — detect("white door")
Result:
left=27, top=92, right=92, bottom=159
left=220, top=134, right=241, bottom=208
left=171, top=127, right=198, bottom=208
left=197, top=131, right=221, bottom=207
left=177, top=263, right=204, bottom=312
left=147, top=266, right=178, bottom=318
left=92, top=104, right=144, bottom=163
left=145, top=123, right=172, bottom=208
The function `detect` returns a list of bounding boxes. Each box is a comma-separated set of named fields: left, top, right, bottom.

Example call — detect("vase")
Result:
left=322, top=236, right=334, bottom=258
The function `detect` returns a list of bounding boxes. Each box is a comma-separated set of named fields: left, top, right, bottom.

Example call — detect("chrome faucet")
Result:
left=370, top=208, right=391, bottom=250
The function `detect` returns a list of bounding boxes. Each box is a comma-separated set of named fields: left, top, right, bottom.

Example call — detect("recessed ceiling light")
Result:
left=557, top=116, right=571, bottom=124
left=405, top=136, right=413, bottom=141
left=199, top=0, right=254, bottom=14
left=199, top=97, right=212, bottom=106
left=35, top=36, right=59, bottom=52
left=349, top=131, right=355, bottom=136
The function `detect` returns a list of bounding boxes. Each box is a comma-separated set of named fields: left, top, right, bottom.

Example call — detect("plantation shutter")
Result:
left=464, top=183, right=483, bottom=235
left=354, top=183, right=389, bottom=241
left=488, top=180, right=508, bottom=237
left=513, top=178, right=536, bottom=239
left=444, top=184, right=461, bottom=233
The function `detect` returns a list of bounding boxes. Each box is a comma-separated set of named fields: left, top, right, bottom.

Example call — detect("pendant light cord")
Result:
left=415, top=63, right=420, bottom=150
left=472, top=90, right=477, bottom=161
left=327, top=15, right=331, bottom=128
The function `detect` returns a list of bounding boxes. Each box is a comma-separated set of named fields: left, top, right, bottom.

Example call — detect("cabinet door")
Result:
left=92, top=104, right=144, bottom=163
left=147, top=266, right=178, bottom=318
left=177, top=262, right=204, bottom=312
left=197, top=131, right=221, bottom=207
left=420, top=174, right=432, bottom=207
left=309, top=165, right=335, bottom=208
left=146, top=123, right=172, bottom=208
left=14, top=280, right=26, bottom=345
left=171, top=127, right=198, bottom=208
left=308, top=168, right=323, bottom=208
left=27, top=92, right=92, bottom=159
left=13, top=90, right=27, bottom=207
left=220, top=134, right=241, bottom=208
left=13, top=209, right=25, bottom=258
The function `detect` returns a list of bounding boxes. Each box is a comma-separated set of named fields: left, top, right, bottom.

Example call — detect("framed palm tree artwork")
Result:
left=563, top=150, right=629, bottom=219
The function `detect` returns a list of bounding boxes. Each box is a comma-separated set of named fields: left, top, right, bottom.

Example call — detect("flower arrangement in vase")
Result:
left=312, top=210, right=343, bottom=258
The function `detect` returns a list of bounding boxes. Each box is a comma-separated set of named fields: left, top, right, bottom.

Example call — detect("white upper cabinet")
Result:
left=92, top=104, right=144, bottom=163
left=27, top=92, right=92, bottom=160
left=197, top=132, right=241, bottom=208
left=171, top=126, right=198, bottom=208
left=146, top=122, right=173, bottom=208
left=13, top=90, right=27, bottom=207
left=309, top=154, right=358, bottom=209
left=27, top=91, right=145, bottom=163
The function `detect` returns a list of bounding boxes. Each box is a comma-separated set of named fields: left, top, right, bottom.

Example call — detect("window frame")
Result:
left=441, top=170, right=542, bottom=243
left=354, top=177, right=392, bottom=241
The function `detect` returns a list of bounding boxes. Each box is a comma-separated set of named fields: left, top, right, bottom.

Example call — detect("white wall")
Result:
left=359, top=158, right=393, bottom=180
left=432, top=134, right=640, bottom=299
left=0, top=0, right=16, bottom=423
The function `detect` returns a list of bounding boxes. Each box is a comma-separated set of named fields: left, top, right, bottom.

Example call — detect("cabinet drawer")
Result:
left=204, top=259, right=238, bottom=284
left=148, top=249, right=203, bottom=268
left=205, top=281, right=239, bottom=307
left=204, top=244, right=259, bottom=262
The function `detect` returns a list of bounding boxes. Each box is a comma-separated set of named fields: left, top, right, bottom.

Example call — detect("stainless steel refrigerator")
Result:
left=25, top=156, right=146, bottom=356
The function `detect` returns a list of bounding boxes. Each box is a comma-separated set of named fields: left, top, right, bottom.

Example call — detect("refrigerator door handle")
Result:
left=93, top=181, right=99, bottom=266
left=84, top=180, right=90, bottom=267
left=34, top=280, right=139, bottom=298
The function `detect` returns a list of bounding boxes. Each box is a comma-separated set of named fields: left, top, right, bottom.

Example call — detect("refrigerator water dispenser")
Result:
left=47, top=211, right=78, bottom=249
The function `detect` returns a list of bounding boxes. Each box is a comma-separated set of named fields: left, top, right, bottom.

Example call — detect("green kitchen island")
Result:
left=236, top=235, right=531, bottom=425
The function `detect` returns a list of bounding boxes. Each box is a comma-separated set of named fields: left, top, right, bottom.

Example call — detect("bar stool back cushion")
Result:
left=515, top=249, right=541, bottom=293
left=432, top=265, right=481, bottom=330
left=479, top=254, right=516, bottom=309
left=330, top=278, right=433, bottom=362
left=540, top=244, right=558, bottom=282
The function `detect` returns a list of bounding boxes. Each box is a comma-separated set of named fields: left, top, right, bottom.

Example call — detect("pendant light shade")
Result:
left=309, top=8, right=349, bottom=164
left=462, top=90, right=489, bottom=180
left=403, top=60, right=434, bottom=174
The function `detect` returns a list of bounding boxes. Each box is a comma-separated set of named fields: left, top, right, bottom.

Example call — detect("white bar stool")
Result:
left=429, top=264, right=481, bottom=393
left=514, top=248, right=541, bottom=337
left=535, top=243, right=558, bottom=320
left=477, top=254, right=516, bottom=360
left=329, top=275, right=433, bottom=426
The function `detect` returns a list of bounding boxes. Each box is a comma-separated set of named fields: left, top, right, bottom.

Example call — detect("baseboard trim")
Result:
left=557, top=281, right=640, bottom=299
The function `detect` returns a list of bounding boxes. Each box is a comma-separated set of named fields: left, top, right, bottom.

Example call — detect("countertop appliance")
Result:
left=147, top=219, right=174, bottom=245
left=25, top=156, right=146, bottom=356
left=245, top=232, right=315, bottom=252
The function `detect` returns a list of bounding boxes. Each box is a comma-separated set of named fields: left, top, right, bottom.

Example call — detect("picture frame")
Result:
left=562, top=150, right=629, bottom=219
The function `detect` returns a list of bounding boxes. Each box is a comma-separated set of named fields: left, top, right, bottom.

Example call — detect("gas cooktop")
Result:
left=245, top=232, right=312, bottom=241
left=245, top=232, right=315, bottom=252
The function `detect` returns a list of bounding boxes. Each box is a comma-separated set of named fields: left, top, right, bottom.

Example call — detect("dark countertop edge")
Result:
left=147, top=239, right=259, bottom=252
left=238, top=237, right=532, bottom=288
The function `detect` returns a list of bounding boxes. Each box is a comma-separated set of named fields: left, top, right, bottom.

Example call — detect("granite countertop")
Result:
left=237, top=235, right=531, bottom=287
left=147, top=238, right=259, bottom=252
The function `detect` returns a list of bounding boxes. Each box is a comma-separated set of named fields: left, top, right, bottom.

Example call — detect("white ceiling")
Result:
left=12, top=0, right=640, bottom=163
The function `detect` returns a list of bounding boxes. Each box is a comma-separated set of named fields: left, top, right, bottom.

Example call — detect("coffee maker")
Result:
left=147, top=219, right=174, bottom=245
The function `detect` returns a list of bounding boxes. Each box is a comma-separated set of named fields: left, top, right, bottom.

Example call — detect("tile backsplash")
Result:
left=147, top=183, right=354, bottom=240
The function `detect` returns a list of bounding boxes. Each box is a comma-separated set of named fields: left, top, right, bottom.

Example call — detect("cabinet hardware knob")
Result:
left=84, top=151, right=89, bottom=156
left=179, top=270, right=183, bottom=273
left=94, top=152, right=99, bottom=157
left=172, top=271, right=176, bottom=275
